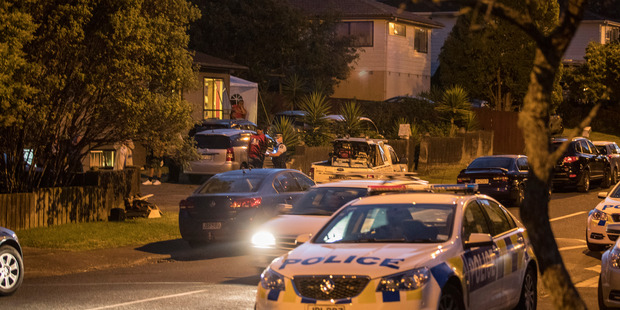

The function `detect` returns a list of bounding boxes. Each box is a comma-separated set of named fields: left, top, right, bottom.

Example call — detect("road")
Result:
left=1, top=188, right=609, bottom=309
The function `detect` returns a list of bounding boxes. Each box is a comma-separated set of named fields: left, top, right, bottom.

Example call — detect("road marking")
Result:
left=550, top=211, right=587, bottom=222
left=587, top=266, right=601, bottom=273
left=86, top=289, right=209, bottom=310
left=575, top=276, right=599, bottom=288
left=558, top=245, right=586, bottom=251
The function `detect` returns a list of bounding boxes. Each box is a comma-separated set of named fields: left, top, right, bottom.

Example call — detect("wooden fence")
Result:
left=474, top=108, right=525, bottom=155
left=0, top=168, right=140, bottom=231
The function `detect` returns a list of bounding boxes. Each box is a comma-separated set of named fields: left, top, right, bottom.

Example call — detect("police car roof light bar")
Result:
left=429, top=184, right=479, bottom=194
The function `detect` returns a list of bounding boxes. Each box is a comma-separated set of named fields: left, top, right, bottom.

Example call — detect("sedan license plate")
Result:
left=475, top=179, right=489, bottom=184
left=306, top=306, right=345, bottom=310
left=201, top=154, right=214, bottom=160
left=202, top=222, right=222, bottom=230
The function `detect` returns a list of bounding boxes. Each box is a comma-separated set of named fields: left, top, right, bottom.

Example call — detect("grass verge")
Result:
left=415, top=165, right=463, bottom=184
left=16, top=212, right=180, bottom=251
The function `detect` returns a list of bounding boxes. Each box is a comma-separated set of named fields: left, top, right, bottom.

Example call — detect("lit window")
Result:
left=336, top=21, right=373, bottom=47
left=389, top=22, right=406, bottom=37
left=414, top=28, right=428, bottom=53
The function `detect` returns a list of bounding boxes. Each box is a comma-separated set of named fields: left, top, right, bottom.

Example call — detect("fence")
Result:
left=0, top=168, right=140, bottom=231
left=474, top=108, right=525, bottom=155
left=417, top=131, right=494, bottom=173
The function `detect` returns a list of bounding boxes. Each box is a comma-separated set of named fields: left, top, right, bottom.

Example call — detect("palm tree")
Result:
left=338, top=101, right=363, bottom=138
left=297, top=92, right=332, bottom=146
left=435, top=85, right=471, bottom=136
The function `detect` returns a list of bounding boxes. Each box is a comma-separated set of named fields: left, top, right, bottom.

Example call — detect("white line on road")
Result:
left=558, top=245, right=586, bottom=251
left=586, top=266, right=601, bottom=273
left=575, top=276, right=599, bottom=288
left=86, top=289, right=210, bottom=310
left=550, top=211, right=587, bottom=222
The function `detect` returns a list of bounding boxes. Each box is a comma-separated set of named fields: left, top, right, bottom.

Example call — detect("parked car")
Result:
left=183, top=128, right=274, bottom=184
left=189, top=118, right=258, bottom=136
left=552, top=137, right=612, bottom=192
left=0, top=226, right=24, bottom=296
left=256, top=184, right=537, bottom=309
left=594, top=141, right=620, bottom=184
left=178, top=169, right=315, bottom=247
left=456, top=155, right=529, bottom=207
left=250, top=178, right=428, bottom=268
left=586, top=182, right=620, bottom=251
left=599, top=223, right=620, bottom=309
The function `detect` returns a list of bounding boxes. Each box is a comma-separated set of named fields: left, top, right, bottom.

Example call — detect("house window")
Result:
left=203, top=78, right=226, bottom=119
left=336, top=21, right=373, bottom=47
left=414, top=28, right=428, bottom=53
left=89, top=150, right=115, bottom=169
left=389, top=22, right=406, bottom=37
left=606, top=27, right=619, bottom=43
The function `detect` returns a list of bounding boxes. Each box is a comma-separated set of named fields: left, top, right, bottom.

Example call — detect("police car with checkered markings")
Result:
left=255, top=184, right=537, bottom=310
left=587, top=181, right=620, bottom=251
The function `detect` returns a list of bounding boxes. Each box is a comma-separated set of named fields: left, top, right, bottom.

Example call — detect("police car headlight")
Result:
left=252, top=231, right=276, bottom=248
left=260, top=268, right=285, bottom=290
left=376, top=267, right=430, bottom=292
left=592, top=209, right=609, bottom=221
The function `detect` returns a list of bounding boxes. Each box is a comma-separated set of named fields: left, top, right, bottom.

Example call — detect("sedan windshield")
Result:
left=468, top=157, right=513, bottom=170
left=291, top=187, right=368, bottom=215
left=314, top=204, right=455, bottom=244
left=198, top=175, right=264, bottom=193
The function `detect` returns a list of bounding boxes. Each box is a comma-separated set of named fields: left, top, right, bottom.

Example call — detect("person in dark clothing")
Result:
left=268, top=134, right=287, bottom=168
left=248, top=128, right=268, bottom=168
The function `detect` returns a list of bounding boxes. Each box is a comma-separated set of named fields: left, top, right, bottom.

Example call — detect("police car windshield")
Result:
left=291, top=187, right=368, bottom=215
left=611, top=185, right=620, bottom=198
left=314, top=204, right=455, bottom=244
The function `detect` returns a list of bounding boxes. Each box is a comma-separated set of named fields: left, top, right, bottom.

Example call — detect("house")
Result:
left=288, top=0, right=443, bottom=102
left=563, top=11, right=620, bottom=65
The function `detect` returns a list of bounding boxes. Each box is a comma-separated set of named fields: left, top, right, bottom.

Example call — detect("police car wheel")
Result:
left=599, top=274, right=609, bottom=310
left=0, top=245, right=23, bottom=296
left=438, top=284, right=463, bottom=310
left=515, top=266, right=537, bottom=310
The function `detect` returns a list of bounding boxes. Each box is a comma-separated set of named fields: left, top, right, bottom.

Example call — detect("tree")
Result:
left=337, top=101, right=364, bottom=138
left=297, top=92, right=332, bottom=147
left=0, top=0, right=200, bottom=193
left=434, top=85, right=472, bottom=136
left=436, top=0, right=559, bottom=111
left=567, top=41, right=620, bottom=105
left=188, top=0, right=358, bottom=96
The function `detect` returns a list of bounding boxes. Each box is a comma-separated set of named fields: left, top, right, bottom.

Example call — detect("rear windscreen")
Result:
left=198, top=175, right=265, bottom=193
left=194, top=135, right=231, bottom=149
left=468, top=157, right=513, bottom=169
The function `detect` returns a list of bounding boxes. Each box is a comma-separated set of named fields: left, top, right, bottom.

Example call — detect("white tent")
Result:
left=230, top=76, right=258, bottom=124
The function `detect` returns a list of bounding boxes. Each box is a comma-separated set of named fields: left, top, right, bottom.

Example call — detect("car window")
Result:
left=579, top=140, right=592, bottom=154
left=596, top=146, right=608, bottom=155
left=614, top=143, right=620, bottom=154
left=293, top=172, right=315, bottom=190
left=571, top=141, right=582, bottom=153
left=516, top=157, right=529, bottom=171
left=197, top=175, right=264, bottom=193
left=231, top=133, right=251, bottom=147
left=291, top=187, right=368, bottom=215
left=194, top=135, right=231, bottom=149
left=478, top=199, right=515, bottom=236
left=389, top=147, right=399, bottom=164
left=462, top=201, right=491, bottom=242
left=587, top=140, right=599, bottom=155
left=468, top=157, right=514, bottom=169
left=273, top=173, right=302, bottom=193
left=376, top=144, right=386, bottom=166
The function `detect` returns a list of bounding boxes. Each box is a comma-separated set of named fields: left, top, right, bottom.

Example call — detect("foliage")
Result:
left=188, top=0, right=358, bottom=95
left=269, top=116, right=300, bottom=153
left=434, top=86, right=472, bottom=136
left=0, top=0, right=200, bottom=193
left=336, top=101, right=364, bottom=138
left=281, top=73, right=309, bottom=110
left=297, top=92, right=332, bottom=146
left=435, top=0, right=559, bottom=111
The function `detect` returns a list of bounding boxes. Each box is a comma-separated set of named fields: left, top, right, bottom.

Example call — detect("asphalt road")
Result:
left=2, top=182, right=611, bottom=309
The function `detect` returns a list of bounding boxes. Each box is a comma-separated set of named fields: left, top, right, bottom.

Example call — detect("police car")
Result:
left=587, top=182, right=620, bottom=251
left=599, top=223, right=620, bottom=309
left=255, top=184, right=537, bottom=310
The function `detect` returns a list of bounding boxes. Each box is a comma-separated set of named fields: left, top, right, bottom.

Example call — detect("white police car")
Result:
left=600, top=223, right=620, bottom=309
left=256, top=184, right=537, bottom=310
left=587, top=182, right=620, bottom=251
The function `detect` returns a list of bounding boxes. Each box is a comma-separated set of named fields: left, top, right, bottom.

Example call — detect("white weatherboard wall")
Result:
left=230, top=76, right=258, bottom=123
left=565, top=22, right=602, bottom=61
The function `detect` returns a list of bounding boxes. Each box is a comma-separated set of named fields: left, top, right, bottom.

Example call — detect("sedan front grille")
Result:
left=275, top=236, right=298, bottom=251
left=292, top=275, right=370, bottom=300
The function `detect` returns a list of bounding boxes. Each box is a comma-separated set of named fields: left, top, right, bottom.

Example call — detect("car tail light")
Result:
left=457, top=177, right=470, bottom=183
left=226, top=147, right=234, bottom=162
left=493, top=176, right=509, bottom=182
left=179, top=199, right=195, bottom=210
left=309, top=167, right=314, bottom=179
left=609, top=155, right=615, bottom=159
left=562, top=156, right=579, bottom=164
left=230, top=197, right=262, bottom=208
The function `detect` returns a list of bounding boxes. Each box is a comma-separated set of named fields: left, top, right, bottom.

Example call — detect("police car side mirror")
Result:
left=464, top=233, right=493, bottom=249
left=277, top=203, right=292, bottom=214
left=295, top=233, right=312, bottom=245
left=606, top=224, right=620, bottom=235
left=599, top=192, right=608, bottom=199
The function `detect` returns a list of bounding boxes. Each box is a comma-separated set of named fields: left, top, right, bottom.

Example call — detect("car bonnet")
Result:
left=269, top=242, right=449, bottom=279
left=596, top=196, right=620, bottom=214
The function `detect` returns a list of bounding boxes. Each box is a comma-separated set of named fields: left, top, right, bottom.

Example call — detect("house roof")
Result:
left=581, top=10, right=620, bottom=25
left=192, top=51, right=248, bottom=71
left=382, top=0, right=462, bottom=13
left=288, top=0, right=443, bottom=28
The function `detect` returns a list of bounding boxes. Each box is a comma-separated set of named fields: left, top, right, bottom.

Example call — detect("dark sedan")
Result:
left=457, top=155, right=529, bottom=206
left=0, top=226, right=23, bottom=296
left=178, top=169, right=315, bottom=247
left=552, top=137, right=611, bottom=192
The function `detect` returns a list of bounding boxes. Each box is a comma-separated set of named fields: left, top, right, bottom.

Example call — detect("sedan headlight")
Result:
left=376, top=267, right=429, bottom=292
left=252, top=231, right=276, bottom=248
left=260, top=268, right=286, bottom=290
left=592, top=209, right=609, bottom=221
left=610, top=246, right=620, bottom=269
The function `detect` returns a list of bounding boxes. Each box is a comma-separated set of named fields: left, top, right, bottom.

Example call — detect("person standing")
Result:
left=248, top=128, right=267, bottom=168
left=230, top=100, right=247, bottom=120
left=143, top=147, right=164, bottom=185
left=269, top=134, right=288, bottom=168
left=114, top=139, right=134, bottom=170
